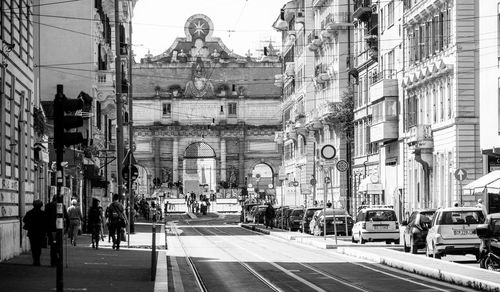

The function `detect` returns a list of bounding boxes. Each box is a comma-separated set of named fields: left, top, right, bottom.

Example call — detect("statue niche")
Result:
left=184, top=59, right=215, bottom=98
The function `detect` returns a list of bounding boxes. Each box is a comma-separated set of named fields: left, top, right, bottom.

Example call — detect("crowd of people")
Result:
left=22, top=194, right=128, bottom=266
left=185, top=192, right=212, bottom=215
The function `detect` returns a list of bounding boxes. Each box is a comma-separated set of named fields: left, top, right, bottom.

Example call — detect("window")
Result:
left=447, top=77, right=453, bottom=119
left=380, top=8, right=385, bottom=31
left=96, top=101, right=102, bottom=129
left=162, top=103, right=171, bottom=117
left=228, top=102, right=237, bottom=115
left=387, top=1, right=394, bottom=28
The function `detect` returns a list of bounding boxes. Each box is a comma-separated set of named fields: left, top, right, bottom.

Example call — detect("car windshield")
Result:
left=492, top=219, right=500, bottom=236
left=365, top=210, right=397, bottom=221
left=438, top=211, right=484, bottom=225
left=291, top=210, right=304, bottom=216
left=420, top=211, right=435, bottom=223
left=306, top=209, right=321, bottom=216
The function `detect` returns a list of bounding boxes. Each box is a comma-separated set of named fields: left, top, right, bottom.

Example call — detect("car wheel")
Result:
left=359, top=232, right=366, bottom=244
left=410, top=237, right=418, bottom=254
left=403, top=238, right=410, bottom=253
left=394, top=238, right=400, bottom=245
left=351, top=235, right=356, bottom=243
left=313, top=226, right=320, bottom=236
left=385, top=240, right=392, bottom=244
left=433, top=243, right=441, bottom=259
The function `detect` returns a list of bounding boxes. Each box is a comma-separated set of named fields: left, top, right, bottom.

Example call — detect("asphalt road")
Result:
left=166, top=215, right=479, bottom=292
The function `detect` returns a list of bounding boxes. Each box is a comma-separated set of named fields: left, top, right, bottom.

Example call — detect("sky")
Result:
left=132, top=0, right=288, bottom=62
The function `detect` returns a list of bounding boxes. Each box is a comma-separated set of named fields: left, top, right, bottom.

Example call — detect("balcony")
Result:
left=352, top=0, right=372, bottom=22
left=369, top=70, right=398, bottom=103
left=370, top=121, right=398, bottom=143
left=96, top=71, right=115, bottom=101
left=407, top=124, right=433, bottom=149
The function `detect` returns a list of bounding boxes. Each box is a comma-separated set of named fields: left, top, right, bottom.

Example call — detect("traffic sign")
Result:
left=268, top=184, right=274, bottom=189
left=321, top=144, right=337, bottom=160
left=292, top=181, right=299, bottom=187
left=122, top=164, right=139, bottom=181
left=247, top=183, right=253, bottom=188
left=336, top=160, right=349, bottom=172
left=324, top=177, right=331, bottom=184
left=310, top=178, right=317, bottom=185
left=454, top=168, right=468, bottom=181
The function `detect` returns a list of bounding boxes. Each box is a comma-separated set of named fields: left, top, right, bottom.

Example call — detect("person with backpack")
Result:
left=106, top=194, right=127, bottom=250
left=67, top=199, right=83, bottom=246
left=88, top=198, right=104, bottom=249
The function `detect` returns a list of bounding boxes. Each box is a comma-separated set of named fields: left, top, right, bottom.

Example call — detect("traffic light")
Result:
left=53, top=85, right=90, bottom=149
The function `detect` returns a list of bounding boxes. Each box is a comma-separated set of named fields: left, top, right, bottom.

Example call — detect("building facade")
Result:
left=0, top=0, right=37, bottom=260
left=132, top=15, right=282, bottom=206
left=274, top=0, right=353, bottom=209
left=402, top=0, right=481, bottom=210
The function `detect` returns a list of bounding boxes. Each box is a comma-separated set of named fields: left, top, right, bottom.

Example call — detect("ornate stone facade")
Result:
left=132, top=15, right=282, bottom=197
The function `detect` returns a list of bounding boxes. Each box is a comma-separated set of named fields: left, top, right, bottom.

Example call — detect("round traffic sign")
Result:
left=324, top=177, right=331, bottom=184
left=122, top=164, right=139, bottom=181
left=292, top=181, right=299, bottom=187
left=321, top=144, right=337, bottom=160
left=268, top=184, right=274, bottom=189
left=454, top=168, right=468, bottom=181
left=247, top=183, right=253, bottom=188
left=310, top=178, right=317, bottom=185
left=336, top=160, right=349, bottom=172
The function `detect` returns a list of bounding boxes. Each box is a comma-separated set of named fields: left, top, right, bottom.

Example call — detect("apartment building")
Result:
left=402, top=0, right=481, bottom=210
left=274, top=0, right=353, bottom=209
left=0, top=0, right=37, bottom=260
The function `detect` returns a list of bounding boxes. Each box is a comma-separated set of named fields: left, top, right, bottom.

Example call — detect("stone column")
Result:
left=239, top=136, right=245, bottom=187
left=173, top=137, right=179, bottom=182
left=220, top=138, right=226, bottom=181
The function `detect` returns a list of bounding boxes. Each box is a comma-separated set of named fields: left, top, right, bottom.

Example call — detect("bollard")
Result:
left=151, top=222, right=156, bottom=281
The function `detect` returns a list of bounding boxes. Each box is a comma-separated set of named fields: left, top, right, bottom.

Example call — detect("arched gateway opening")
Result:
left=183, top=142, right=216, bottom=195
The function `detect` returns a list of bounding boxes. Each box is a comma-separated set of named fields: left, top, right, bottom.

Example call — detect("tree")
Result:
left=325, top=87, right=354, bottom=139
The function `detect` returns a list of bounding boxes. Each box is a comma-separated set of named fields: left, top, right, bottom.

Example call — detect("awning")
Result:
left=464, top=170, right=500, bottom=193
left=358, top=175, right=383, bottom=194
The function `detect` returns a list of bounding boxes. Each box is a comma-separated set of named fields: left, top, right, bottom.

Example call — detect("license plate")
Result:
left=453, top=229, right=474, bottom=236
left=374, top=225, right=388, bottom=230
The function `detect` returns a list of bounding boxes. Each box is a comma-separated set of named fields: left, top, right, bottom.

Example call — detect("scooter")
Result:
left=476, top=214, right=500, bottom=271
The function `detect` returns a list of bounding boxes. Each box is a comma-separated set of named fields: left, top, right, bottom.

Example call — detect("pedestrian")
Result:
left=453, top=201, right=459, bottom=207
left=67, top=199, right=83, bottom=246
left=476, top=198, right=488, bottom=216
left=23, top=199, right=46, bottom=266
left=45, top=195, right=68, bottom=267
left=264, top=202, right=275, bottom=229
left=88, top=198, right=104, bottom=249
left=106, top=194, right=127, bottom=250
left=326, top=201, right=332, bottom=208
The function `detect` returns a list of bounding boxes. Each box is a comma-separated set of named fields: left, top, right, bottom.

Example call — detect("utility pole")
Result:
left=115, top=0, right=124, bottom=201
left=128, top=11, right=135, bottom=234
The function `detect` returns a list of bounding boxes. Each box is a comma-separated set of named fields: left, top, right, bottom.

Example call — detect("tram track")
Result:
left=168, top=223, right=283, bottom=292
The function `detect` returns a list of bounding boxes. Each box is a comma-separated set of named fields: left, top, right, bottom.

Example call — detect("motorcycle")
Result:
left=476, top=214, right=500, bottom=271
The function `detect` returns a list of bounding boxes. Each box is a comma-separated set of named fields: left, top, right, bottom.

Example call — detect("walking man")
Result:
left=23, top=200, right=46, bottom=266
left=67, top=199, right=83, bottom=246
left=106, top=194, right=126, bottom=250
left=265, top=202, right=275, bottom=229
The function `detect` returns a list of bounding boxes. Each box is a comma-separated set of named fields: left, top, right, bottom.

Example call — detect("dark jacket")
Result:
left=265, top=205, right=275, bottom=218
left=23, top=208, right=46, bottom=238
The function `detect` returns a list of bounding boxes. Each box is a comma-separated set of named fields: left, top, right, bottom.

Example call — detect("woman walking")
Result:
left=88, top=198, right=104, bottom=249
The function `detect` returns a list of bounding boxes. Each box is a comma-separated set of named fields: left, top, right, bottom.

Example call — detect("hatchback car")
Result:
left=402, top=209, right=436, bottom=253
left=300, top=207, right=323, bottom=233
left=310, top=209, right=354, bottom=236
left=351, top=206, right=400, bottom=244
left=287, top=207, right=304, bottom=231
left=426, top=207, right=485, bottom=259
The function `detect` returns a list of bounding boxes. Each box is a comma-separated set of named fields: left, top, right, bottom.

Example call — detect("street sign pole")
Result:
left=460, top=180, right=463, bottom=206
left=323, top=177, right=327, bottom=241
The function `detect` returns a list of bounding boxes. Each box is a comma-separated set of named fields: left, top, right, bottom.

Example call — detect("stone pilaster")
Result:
left=220, top=138, right=226, bottom=181
left=154, top=137, right=161, bottom=180
left=173, top=137, right=179, bottom=182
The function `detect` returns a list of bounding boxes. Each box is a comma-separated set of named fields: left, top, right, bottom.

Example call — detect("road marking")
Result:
left=83, top=262, right=108, bottom=265
left=354, top=262, right=451, bottom=292
left=301, top=263, right=369, bottom=292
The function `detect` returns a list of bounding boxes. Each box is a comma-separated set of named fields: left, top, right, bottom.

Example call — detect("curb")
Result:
left=337, top=247, right=500, bottom=292
left=154, top=250, right=168, bottom=292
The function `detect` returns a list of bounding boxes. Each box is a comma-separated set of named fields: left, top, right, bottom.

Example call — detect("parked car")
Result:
left=251, top=204, right=268, bottom=224
left=300, top=207, right=323, bottom=233
left=426, top=207, right=485, bottom=259
left=402, top=209, right=436, bottom=253
left=351, top=206, right=400, bottom=244
left=274, top=206, right=290, bottom=229
left=310, top=208, right=354, bottom=236
left=242, top=202, right=259, bottom=223
left=287, top=207, right=304, bottom=231
left=308, top=210, right=322, bottom=234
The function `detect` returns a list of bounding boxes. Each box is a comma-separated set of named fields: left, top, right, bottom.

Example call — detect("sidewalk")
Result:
left=0, top=224, right=166, bottom=292
left=242, top=223, right=500, bottom=292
